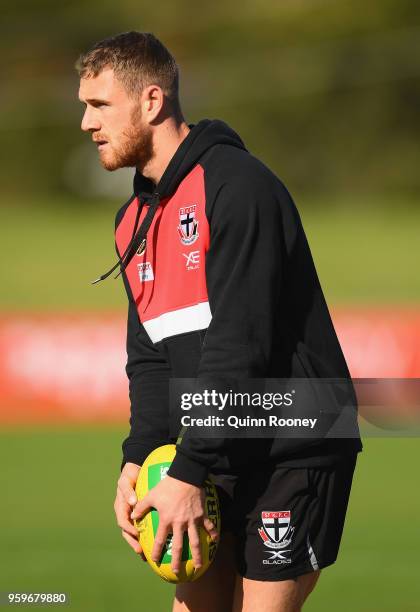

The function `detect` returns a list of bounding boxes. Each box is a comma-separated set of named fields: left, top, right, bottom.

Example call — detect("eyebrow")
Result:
left=79, top=97, right=110, bottom=105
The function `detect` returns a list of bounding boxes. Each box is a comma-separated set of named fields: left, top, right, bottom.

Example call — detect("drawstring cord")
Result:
left=91, top=191, right=161, bottom=284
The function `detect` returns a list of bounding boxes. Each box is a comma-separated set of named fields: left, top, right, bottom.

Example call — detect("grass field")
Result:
left=2, top=198, right=419, bottom=609
left=2, top=198, right=419, bottom=310
left=0, top=428, right=419, bottom=611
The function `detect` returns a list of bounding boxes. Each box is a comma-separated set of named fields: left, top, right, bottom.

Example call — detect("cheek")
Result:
left=109, top=125, right=127, bottom=145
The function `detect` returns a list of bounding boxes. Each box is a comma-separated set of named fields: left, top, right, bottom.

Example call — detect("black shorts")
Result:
left=210, top=455, right=358, bottom=581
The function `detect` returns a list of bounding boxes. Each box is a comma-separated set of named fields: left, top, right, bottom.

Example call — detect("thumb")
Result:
left=131, top=492, right=153, bottom=521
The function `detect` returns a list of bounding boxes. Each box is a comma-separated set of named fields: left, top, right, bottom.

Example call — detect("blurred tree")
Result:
left=0, top=0, right=419, bottom=203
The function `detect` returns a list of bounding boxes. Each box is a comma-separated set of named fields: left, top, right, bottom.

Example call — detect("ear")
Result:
left=141, top=84, right=164, bottom=123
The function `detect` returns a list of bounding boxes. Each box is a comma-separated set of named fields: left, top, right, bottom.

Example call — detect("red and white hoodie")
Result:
left=109, top=119, right=362, bottom=486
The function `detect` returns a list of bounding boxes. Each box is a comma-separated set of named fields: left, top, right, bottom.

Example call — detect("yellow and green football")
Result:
left=134, top=444, right=221, bottom=583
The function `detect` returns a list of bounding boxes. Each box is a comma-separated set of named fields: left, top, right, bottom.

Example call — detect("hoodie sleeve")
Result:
left=120, top=290, right=172, bottom=469
left=167, top=173, right=286, bottom=486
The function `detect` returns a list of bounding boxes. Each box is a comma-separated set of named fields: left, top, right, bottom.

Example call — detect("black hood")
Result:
left=92, top=119, right=247, bottom=284
left=133, top=118, right=247, bottom=198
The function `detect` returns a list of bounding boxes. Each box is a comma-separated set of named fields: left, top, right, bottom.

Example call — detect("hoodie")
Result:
left=108, top=118, right=362, bottom=487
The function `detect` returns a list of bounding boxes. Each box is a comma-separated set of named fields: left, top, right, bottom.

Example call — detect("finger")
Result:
left=170, top=527, right=185, bottom=575
left=151, top=522, right=170, bottom=564
left=121, top=529, right=146, bottom=560
left=118, top=474, right=137, bottom=506
left=131, top=494, right=153, bottom=521
left=203, top=517, right=219, bottom=542
left=187, top=524, right=202, bottom=569
left=115, top=507, right=139, bottom=538
left=114, top=494, right=139, bottom=538
left=118, top=478, right=137, bottom=507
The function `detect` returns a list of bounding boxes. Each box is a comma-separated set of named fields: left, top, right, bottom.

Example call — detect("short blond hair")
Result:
left=76, top=31, right=182, bottom=116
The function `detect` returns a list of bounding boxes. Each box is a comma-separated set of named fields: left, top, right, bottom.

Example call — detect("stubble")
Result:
left=101, top=103, right=154, bottom=171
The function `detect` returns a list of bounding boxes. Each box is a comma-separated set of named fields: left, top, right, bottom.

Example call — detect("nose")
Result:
left=81, top=107, right=100, bottom=132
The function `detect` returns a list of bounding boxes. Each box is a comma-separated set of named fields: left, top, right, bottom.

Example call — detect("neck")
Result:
left=139, top=119, right=190, bottom=186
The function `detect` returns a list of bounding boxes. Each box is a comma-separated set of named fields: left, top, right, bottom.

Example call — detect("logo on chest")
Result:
left=178, top=205, right=199, bottom=245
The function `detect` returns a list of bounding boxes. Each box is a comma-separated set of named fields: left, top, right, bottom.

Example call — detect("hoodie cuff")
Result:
left=167, top=450, right=209, bottom=487
left=121, top=439, right=169, bottom=472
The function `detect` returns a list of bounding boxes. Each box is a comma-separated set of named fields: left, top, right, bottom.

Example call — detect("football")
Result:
left=134, top=444, right=221, bottom=583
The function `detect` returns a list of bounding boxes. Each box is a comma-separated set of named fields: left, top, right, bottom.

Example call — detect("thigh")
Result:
left=232, top=570, right=321, bottom=612
left=173, top=531, right=237, bottom=612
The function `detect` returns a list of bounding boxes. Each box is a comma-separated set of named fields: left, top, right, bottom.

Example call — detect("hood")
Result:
left=133, top=118, right=247, bottom=198
left=92, top=119, right=247, bottom=284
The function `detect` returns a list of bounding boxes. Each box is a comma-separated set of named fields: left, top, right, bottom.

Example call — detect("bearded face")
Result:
left=79, top=68, right=155, bottom=172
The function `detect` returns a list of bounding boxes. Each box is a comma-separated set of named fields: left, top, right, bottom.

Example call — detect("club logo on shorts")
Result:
left=258, top=511, right=295, bottom=565
left=178, top=205, right=199, bottom=245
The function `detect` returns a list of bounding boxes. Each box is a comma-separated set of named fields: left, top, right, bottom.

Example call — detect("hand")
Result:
left=114, top=462, right=146, bottom=560
left=131, top=475, right=218, bottom=574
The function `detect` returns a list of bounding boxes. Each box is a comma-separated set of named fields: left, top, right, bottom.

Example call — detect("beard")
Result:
left=99, top=104, right=154, bottom=171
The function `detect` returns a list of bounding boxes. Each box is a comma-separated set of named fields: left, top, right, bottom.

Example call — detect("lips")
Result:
left=94, top=138, right=108, bottom=147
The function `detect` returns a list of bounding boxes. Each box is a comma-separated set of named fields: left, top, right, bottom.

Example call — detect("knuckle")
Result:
left=173, top=519, right=185, bottom=529
left=154, top=537, right=165, bottom=547
left=171, top=543, right=183, bottom=552
left=119, top=477, right=130, bottom=492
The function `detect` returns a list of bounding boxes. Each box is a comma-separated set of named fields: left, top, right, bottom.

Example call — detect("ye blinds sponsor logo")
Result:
left=183, top=251, right=200, bottom=270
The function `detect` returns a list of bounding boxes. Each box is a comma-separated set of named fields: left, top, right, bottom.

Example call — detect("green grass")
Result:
left=1, top=428, right=419, bottom=611
left=0, top=427, right=174, bottom=612
left=2, top=198, right=419, bottom=310
left=2, top=203, right=127, bottom=311
left=300, top=203, right=420, bottom=304
left=2, top=198, right=418, bottom=608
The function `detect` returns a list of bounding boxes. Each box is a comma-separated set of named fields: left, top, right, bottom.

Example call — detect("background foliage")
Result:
left=1, top=0, right=420, bottom=200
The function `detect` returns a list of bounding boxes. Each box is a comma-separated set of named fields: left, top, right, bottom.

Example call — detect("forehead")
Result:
left=78, top=67, right=127, bottom=102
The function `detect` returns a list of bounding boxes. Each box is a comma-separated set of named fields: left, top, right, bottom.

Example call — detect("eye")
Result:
left=82, top=100, right=109, bottom=109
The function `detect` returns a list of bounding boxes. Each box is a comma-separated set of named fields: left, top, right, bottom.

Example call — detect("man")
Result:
left=77, top=31, right=362, bottom=612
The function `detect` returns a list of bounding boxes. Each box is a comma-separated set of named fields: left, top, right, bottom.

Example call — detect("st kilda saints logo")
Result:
left=258, top=511, right=295, bottom=565
left=178, top=205, right=199, bottom=245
